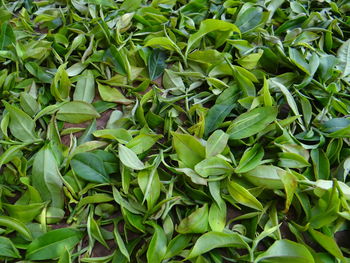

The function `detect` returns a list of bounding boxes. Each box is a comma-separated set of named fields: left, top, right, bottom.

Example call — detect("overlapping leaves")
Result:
left=0, top=0, right=350, bottom=262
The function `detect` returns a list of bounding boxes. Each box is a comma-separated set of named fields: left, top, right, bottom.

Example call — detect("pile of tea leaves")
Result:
left=0, top=0, right=350, bottom=262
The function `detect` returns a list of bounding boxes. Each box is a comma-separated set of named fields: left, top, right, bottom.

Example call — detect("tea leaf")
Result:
left=147, top=222, right=167, bottom=263
left=187, top=232, right=249, bottom=259
left=254, top=240, right=314, bottom=263
left=26, top=228, right=83, bottom=260
left=71, top=152, right=110, bottom=183
left=57, top=101, right=100, bottom=123
left=177, top=204, right=209, bottom=234
left=3, top=101, right=38, bottom=142
left=73, top=70, right=95, bottom=103
left=148, top=49, right=167, bottom=80
left=227, top=107, right=278, bottom=139
left=118, top=144, right=145, bottom=170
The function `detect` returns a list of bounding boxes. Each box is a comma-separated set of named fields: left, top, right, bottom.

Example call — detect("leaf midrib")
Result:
left=27, top=234, right=79, bottom=258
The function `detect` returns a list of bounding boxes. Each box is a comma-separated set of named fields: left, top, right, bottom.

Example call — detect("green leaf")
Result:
left=93, top=128, right=132, bottom=144
left=188, top=49, right=226, bottom=65
left=50, top=64, right=71, bottom=101
left=243, top=165, right=284, bottom=189
left=25, top=62, right=52, bottom=83
left=76, top=193, right=113, bottom=210
left=65, top=34, right=85, bottom=61
left=3, top=101, right=38, bottom=142
left=0, top=22, right=15, bottom=49
left=73, top=70, right=95, bottom=103
left=311, top=149, right=330, bottom=180
left=0, top=237, right=21, bottom=258
left=104, top=46, right=131, bottom=78
left=187, top=232, right=249, bottom=259
left=237, top=50, right=263, bottom=69
left=126, top=134, right=162, bottom=154
left=309, top=229, right=344, bottom=260
left=177, top=204, right=209, bottom=234
left=58, top=248, right=72, bottom=263
left=98, top=83, right=133, bottom=105
left=186, top=19, right=241, bottom=55
left=194, top=157, right=233, bottom=177
left=145, top=37, right=178, bottom=52
left=262, top=76, right=273, bottom=107
left=205, top=104, right=234, bottom=136
left=118, top=144, right=145, bottom=170
left=56, top=101, right=100, bottom=123
left=163, top=69, right=186, bottom=91
left=233, top=67, right=256, bottom=96
left=164, top=234, right=192, bottom=259
left=254, top=239, right=314, bottom=263
left=2, top=2, right=350, bottom=262
left=78, top=119, right=97, bottom=144
left=26, top=228, right=83, bottom=260
left=4, top=203, right=45, bottom=223
left=235, top=6, right=263, bottom=33
left=315, top=180, right=350, bottom=199
left=86, top=0, right=116, bottom=7
left=278, top=152, right=310, bottom=168
left=289, top=48, right=310, bottom=75
left=148, top=49, right=167, bottom=80
left=235, top=144, right=264, bottom=173
left=138, top=169, right=161, bottom=210
left=206, top=130, right=229, bottom=158
left=279, top=170, right=297, bottom=212
left=227, top=107, right=278, bottom=139
left=66, top=62, right=87, bottom=77
left=204, top=85, right=239, bottom=136
left=175, top=167, right=208, bottom=185
left=20, top=92, right=40, bottom=116
left=112, top=187, right=144, bottom=215
left=147, top=222, right=167, bottom=263
left=32, top=144, right=64, bottom=210
left=208, top=202, right=226, bottom=232
left=172, top=132, right=205, bottom=169
left=337, top=39, right=350, bottom=77
left=0, top=215, right=32, bottom=240
left=270, top=79, right=300, bottom=117
left=0, top=143, right=28, bottom=170
left=113, top=222, right=130, bottom=261
left=121, top=0, right=142, bottom=11
left=227, top=180, right=263, bottom=210
left=321, top=118, right=350, bottom=133
left=71, top=152, right=110, bottom=183
left=88, top=212, right=109, bottom=248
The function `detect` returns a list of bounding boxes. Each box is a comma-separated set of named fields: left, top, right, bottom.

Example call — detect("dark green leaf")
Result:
left=148, top=49, right=167, bottom=80
left=71, top=152, right=110, bottom=183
